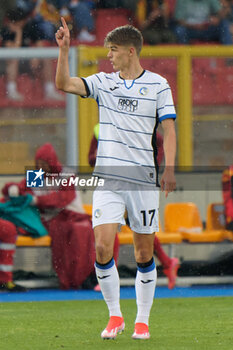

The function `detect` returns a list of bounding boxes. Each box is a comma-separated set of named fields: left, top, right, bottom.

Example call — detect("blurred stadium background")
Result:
left=0, top=8, right=233, bottom=288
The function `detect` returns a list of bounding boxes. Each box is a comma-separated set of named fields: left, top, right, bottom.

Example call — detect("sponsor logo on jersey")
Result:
left=139, top=87, right=148, bottom=95
left=117, top=98, right=138, bottom=112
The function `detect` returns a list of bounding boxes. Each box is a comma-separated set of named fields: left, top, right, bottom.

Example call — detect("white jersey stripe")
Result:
left=98, top=88, right=157, bottom=101
left=117, top=81, right=162, bottom=86
left=95, top=74, right=102, bottom=83
left=99, top=139, right=153, bottom=152
left=97, top=155, right=141, bottom=165
left=97, top=155, right=156, bottom=168
left=157, top=87, right=171, bottom=94
left=99, top=122, right=153, bottom=135
left=94, top=171, right=156, bottom=184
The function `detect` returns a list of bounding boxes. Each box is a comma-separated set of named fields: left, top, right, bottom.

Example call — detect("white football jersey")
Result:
left=83, top=70, right=176, bottom=185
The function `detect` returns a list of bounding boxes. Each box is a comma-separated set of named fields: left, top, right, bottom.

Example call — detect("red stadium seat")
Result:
left=95, top=9, right=131, bottom=45
left=0, top=74, right=65, bottom=108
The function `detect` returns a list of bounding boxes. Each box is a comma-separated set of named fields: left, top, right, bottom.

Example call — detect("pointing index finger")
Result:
left=61, top=17, right=68, bottom=30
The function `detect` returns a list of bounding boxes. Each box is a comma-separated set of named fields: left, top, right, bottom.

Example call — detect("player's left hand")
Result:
left=160, top=167, right=176, bottom=198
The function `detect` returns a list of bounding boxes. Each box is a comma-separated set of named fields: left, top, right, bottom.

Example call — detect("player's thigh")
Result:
left=126, top=189, right=159, bottom=234
left=92, top=189, right=125, bottom=228
left=94, top=223, right=119, bottom=263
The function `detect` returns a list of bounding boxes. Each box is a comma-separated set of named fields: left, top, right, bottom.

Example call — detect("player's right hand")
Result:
left=55, top=17, right=70, bottom=49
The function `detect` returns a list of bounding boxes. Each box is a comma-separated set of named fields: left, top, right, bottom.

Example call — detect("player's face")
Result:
left=107, top=43, right=131, bottom=71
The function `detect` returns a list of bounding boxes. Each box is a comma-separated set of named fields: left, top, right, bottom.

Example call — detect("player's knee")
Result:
left=95, top=241, right=113, bottom=263
left=135, top=248, right=152, bottom=264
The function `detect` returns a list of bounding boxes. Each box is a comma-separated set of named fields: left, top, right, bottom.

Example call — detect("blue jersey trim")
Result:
left=95, top=258, right=114, bottom=270
left=159, top=114, right=176, bottom=122
left=124, top=79, right=135, bottom=89
left=137, top=260, right=156, bottom=273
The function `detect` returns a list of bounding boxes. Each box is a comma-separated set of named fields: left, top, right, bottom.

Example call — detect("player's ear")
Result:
left=129, top=47, right=135, bottom=56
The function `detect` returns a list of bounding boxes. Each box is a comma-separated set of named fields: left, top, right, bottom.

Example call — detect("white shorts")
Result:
left=92, top=181, right=159, bottom=234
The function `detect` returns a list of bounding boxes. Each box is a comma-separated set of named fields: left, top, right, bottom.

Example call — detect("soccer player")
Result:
left=55, top=18, right=176, bottom=340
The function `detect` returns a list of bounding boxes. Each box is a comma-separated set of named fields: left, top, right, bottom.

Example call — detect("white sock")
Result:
left=95, top=258, right=122, bottom=317
left=135, top=258, right=157, bottom=325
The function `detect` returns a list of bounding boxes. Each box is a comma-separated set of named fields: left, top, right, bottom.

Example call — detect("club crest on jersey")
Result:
left=139, top=87, right=148, bottom=95
left=94, top=209, right=102, bottom=219
left=117, top=98, right=138, bottom=112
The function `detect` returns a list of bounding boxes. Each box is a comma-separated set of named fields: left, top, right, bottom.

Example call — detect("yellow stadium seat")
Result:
left=164, top=202, right=225, bottom=243
left=118, top=219, right=183, bottom=245
left=118, top=224, right=133, bottom=244
left=157, top=219, right=182, bottom=244
left=206, top=203, right=233, bottom=241
left=16, top=235, right=51, bottom=247
left=206, top=203, right=225, bottom=230
left=83, top=204, right=92, bottom=218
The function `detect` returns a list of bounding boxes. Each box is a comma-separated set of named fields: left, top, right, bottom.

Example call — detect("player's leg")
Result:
left=95, top=223, right=124, bottom=339
left=132, top=232, right=156, bottom=339
left=93, top=190, right=125, bottom=339
left=0, top=219, right=25, bottom=291
left=125, top=188, right=159, bottom=339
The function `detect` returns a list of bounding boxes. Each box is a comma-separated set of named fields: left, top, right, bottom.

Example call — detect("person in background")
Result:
left=173, top=0, right=232, bottom=45
left=139, top=0, right=176, bottom=45
left=0, top=218, right=25, bottom=292
left=222, top=164, right=233, bottom=231
left=39, top=0, right=96, bottom=42
left=0, top=0, right=17, bottom=30
left=96, top=0, right=138, bottom=12
left=1, top=0, right=65, bottom=101
left=1, top=5, right=32, bottom=101
left=88, top=123, right=180, bottom=290
left=220, top=0, right=233, bottom=39
left=66, top=0, right=96, bottom=42
left=1, top=143, right=96, bottom=290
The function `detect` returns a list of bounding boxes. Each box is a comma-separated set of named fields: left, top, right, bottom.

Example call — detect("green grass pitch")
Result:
left=0, top=296, right=232, bottom=350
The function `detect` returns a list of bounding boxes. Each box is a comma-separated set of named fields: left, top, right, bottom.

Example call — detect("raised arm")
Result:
left=55, top=17, right=87, bottom=96
left=160, top=118, right=176, bottom=197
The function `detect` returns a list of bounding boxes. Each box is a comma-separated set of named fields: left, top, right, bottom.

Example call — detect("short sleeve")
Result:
left=157, top=79, right=176, bottom=122
left=82, top=73, right=103, bottom=100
